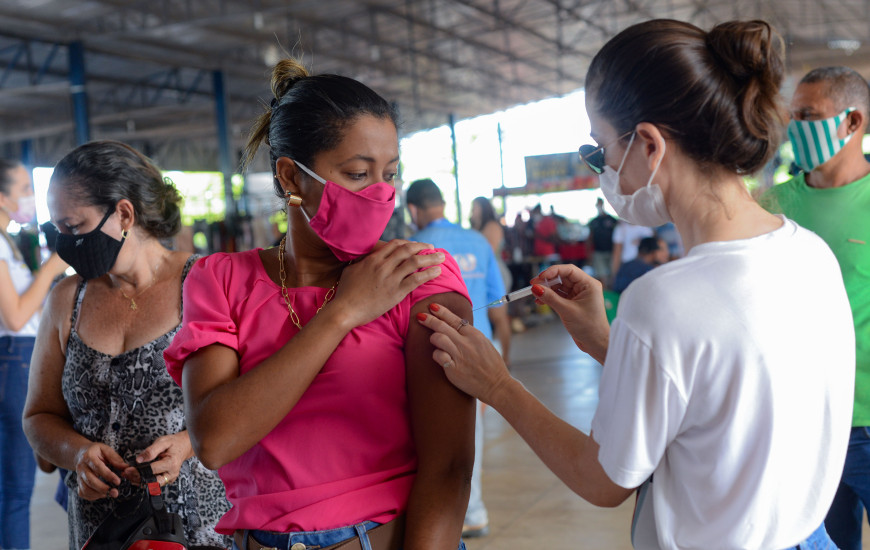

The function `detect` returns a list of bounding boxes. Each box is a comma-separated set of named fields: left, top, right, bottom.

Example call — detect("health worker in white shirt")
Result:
left=0, top=160, right=68, bottom=550
left=417, top=18, right=855, bottom=550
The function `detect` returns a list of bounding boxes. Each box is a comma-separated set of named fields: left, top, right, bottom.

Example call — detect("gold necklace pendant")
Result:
left=278, top=236, right=339, bottom=330
left=117, top=265, right=160, bottom=312
left=118, top=287, right=139, bottom=310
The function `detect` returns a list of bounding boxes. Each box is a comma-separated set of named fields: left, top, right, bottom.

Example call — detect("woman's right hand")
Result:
left=330, top=239, right=445, bottom=328
left=74, top=443, right=129, bottom=501
left=533, top=264, right=611, bottom=364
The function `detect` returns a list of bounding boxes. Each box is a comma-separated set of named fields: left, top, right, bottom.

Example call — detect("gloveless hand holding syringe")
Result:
left=472, top=275, right=562, bottom=311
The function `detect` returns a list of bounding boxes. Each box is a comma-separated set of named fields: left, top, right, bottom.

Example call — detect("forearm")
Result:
left=489, top=378, right=617, bottom=505
left=186, top=305, right=354, bottom=468
left=582, top=325, right=610, bottom=365
left=403, top=465, right=469, bottom=550
left=2, top=269, right=55, bottom=331
left=24, top=413, right=94, bottom=472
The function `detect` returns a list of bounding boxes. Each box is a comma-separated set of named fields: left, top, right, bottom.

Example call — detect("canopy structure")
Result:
left=1, top=0, right=869, bottom=171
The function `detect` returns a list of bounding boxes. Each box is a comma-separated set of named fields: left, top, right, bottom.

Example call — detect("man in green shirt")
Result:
left=761, top=66, right=870, bottom=550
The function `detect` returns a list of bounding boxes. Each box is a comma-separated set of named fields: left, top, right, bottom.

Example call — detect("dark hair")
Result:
left=586, top=19, right=786, bottom=175
left=50, top=140, right=182, bottom=239
left=0, top=159, right=22, bottom=196
left=638, top=236, right=662, bottom=255
left=406, top=178, right=445, bottom=208
left=471, top=196, right=498, bottom=231
left=800, top=66, right=870, bottom=129
left=243, top=58, right=400, bottom=198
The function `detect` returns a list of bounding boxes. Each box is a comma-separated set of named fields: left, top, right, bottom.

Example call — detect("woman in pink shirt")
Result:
left=164, top=58, right=475, bottom=550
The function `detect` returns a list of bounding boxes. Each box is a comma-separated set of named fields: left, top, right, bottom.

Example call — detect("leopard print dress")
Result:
left=62, top=256, right=230, bottom=549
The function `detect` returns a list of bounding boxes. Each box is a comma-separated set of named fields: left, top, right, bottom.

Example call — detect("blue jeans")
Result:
left=783, top=523, right=838, bottom=549
left=233, top=522, right=467, bottom=550
left=0, top=336, right=36, bottom=550
left=825, top=426, right=870, bottom=550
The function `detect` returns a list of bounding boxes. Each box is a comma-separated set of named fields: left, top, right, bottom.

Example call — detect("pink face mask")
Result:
left=294, top=161, right=396, bottom=262
left=8, top=195, right=36, bottom=224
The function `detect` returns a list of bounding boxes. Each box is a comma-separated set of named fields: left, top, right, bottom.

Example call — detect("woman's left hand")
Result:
left=124, top=432, right=194, bottom=487
left=417, top=303, right=513, bottom=405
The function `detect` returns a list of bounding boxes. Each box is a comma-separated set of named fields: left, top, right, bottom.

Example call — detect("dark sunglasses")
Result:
left=579, top=131, right=634, bottom=175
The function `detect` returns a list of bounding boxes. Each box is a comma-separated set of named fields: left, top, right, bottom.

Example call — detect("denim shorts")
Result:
left=233, top=521, right=467, bottom=550
left=782, top=522, right=838, bottom=550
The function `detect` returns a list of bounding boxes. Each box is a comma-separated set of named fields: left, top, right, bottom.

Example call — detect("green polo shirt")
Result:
left=761, top=172, right=870, bottom=426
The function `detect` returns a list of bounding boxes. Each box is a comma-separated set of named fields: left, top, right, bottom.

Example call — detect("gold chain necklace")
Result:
left=118, top=280, right=155, bottom=311
left=278, top=236, right=339, bottom=329
left=116, top=258, right=162, bottom=311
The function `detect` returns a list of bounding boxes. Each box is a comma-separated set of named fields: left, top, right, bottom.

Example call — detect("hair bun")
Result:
left=271, top=59, right=310, bottom=107
left=706, top=20, right=786, bottom=142
left=705, top=20, right=782, bottom=82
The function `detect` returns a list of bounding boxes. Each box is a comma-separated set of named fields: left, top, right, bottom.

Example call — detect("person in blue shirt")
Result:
left=406, top=178, right=506, bottom=538
left=612, top=236, right=669, bottom=293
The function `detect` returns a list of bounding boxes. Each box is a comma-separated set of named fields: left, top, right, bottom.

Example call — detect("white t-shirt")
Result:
left=591, top=217, right=854, bottom=550
left=612, top=222, right=655, bottom=262
left=0, top=236, right=39, bottom=337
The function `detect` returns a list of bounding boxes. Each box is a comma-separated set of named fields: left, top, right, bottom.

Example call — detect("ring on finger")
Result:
left=456, top=318, right=470, bottom=332
left=442, top=359, right=454, bottom=368
left=162, top=473, right=169, bottom=485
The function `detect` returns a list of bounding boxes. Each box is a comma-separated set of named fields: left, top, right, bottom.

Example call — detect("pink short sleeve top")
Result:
left=164, top=248, right=469, bottom=534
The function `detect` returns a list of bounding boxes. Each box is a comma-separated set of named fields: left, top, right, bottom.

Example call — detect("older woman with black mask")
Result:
left=23, top=141, right=229, bottom=549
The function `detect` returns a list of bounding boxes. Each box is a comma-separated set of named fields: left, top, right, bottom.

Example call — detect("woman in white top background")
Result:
left=418, top=19, right=855, bottom=550
left=0, top=159, right=68, bottom=550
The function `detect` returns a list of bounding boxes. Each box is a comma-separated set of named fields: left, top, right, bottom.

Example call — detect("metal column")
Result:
left=211, top=70, right=236, bottom=219
left=20, top=140, right=33, bottom=168
left=448, top=113, right=461, bottom=224
left=497, top=121, right=507, bottom=213
left=68, top=41, right=90, bottom=145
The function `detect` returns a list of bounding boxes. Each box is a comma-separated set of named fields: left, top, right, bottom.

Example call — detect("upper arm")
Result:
left=181, top=344, right=240, bottom=432
left=482, top=222, right=502, bottom=253
left=23, top=277, right=76, bottom=424
left=405, top=292, right=475, bottom=470
left=581, top=432, right=636, bottom=507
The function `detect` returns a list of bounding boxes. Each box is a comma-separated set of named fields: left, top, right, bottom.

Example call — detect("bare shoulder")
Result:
left=168, top=250, right=198, bottom=276
left=42, top=274, right=80, bottom=336
left=45, top=275, right=80, bottom=317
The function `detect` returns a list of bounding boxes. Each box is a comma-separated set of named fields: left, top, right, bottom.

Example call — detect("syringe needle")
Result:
left=472, top=275, right=562, bottom=312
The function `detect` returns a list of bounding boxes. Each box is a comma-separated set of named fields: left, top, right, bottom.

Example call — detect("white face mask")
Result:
left=598, top=132, right=672, bottom=228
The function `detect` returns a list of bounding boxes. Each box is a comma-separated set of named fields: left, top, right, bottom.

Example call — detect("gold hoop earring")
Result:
left=285, top=192, right=303, bottom=208
left=121, top=229, right=129, bottom=239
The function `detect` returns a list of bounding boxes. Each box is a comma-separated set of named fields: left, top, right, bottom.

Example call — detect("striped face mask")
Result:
left=788, top=108, right=855, bottom=173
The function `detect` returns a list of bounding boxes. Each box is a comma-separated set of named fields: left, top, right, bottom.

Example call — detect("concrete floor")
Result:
left=26, top=316, right=870, bottom=549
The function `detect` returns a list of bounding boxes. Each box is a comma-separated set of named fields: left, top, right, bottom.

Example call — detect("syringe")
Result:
left=473, top=275, right=562, bottom=311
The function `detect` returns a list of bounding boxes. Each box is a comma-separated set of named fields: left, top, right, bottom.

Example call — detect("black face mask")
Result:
left=55, top=208, right=126, bottom=280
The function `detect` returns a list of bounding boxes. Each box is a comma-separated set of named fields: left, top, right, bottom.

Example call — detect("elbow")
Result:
left=188, top=432, right=229, bottom=470
left=418, top=454, right=475, bottom=492
left=187, top=425, right=240, bottom=470
left=587, top=492, right=629, bottom=508
left=574, top=477, right=633, bottom=508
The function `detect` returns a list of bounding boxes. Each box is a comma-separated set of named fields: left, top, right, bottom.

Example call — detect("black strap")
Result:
left=134, top=462, right=165, bottom=512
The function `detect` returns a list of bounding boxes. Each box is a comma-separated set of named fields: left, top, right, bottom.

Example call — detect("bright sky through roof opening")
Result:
left=399, top=89, right=612, bottom=227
